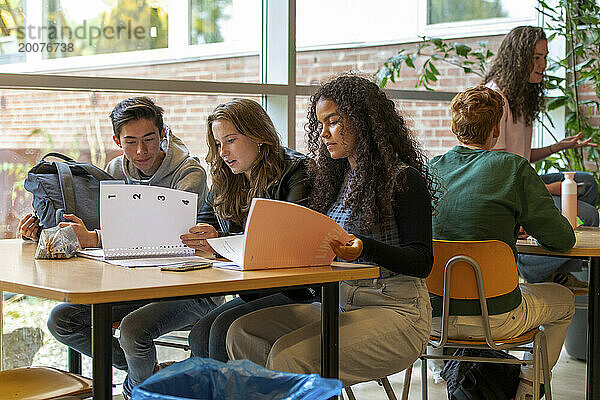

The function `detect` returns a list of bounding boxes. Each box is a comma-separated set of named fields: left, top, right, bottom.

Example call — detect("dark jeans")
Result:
left=188, top=292, right=303, bottom=362
left=47, top=297, right=218, bottom=397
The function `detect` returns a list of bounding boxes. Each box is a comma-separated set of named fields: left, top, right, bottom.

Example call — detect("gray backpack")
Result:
left=24, top=152, right=115, bottom=230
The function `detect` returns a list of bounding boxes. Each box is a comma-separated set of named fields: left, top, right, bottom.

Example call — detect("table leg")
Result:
left=587, top=257, right=600, bottom=400
left=92, top=303, right=112, bottom=400
left=321, top=282, right=339, bottom=379
left=68, top=347, right=82, bottom=374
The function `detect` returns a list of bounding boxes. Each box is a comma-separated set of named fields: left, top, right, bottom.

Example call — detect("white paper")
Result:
left=206, top=235, right=245, bottom=266
left=99, top=184, right=197, bottom=259
left=77, top=249, right=213, bottom=268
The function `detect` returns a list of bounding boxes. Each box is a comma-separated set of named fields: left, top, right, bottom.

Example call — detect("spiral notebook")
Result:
left=80, top=183, right=198, bottom=263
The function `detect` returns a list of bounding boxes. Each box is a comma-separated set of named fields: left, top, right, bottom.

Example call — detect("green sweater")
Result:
left=428, top=146, right=575, bottom=316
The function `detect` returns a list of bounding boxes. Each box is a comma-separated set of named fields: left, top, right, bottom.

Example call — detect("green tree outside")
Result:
left=428, top=0, right=507, bottom=24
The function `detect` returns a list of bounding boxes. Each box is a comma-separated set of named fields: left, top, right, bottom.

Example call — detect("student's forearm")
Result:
left=530, top=143, right=560, bottom=163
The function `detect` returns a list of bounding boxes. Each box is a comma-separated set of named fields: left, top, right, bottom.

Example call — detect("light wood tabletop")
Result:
left=0, top=239, right=380, bottom=304
left=516, top=226, right=600, bottom=400
left=516, top=226, right=600, bottom=257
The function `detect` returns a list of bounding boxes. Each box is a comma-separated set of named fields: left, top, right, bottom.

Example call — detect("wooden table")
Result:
left=0, top=239, right=379, bottom=399
left=517, top=227, right=600, bottom=400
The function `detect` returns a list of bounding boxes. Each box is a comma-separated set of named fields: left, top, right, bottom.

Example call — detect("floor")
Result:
left=112, top=346, right=587, bottom=399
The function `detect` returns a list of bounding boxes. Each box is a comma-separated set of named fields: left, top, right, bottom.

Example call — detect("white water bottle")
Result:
left=561, top=171, right=577, bottom=229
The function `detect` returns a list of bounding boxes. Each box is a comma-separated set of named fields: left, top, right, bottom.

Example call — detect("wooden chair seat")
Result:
left=0, top=366, right=93, bottom=400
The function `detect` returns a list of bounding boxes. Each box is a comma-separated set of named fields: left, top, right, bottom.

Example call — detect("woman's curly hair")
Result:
left=483, top=26, right=546, bottom=125
left=305, top=74, right=439, bottom=234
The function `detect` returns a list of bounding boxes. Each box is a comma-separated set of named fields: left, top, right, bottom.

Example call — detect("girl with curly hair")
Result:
left=485, top=25, right=598, bottom=286
left=181, top=98, right=317, bottom=363
left=226, top=75, right=436, bottom=386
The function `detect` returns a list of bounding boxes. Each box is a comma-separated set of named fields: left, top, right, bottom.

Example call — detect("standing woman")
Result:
left=226, top=75, right=437, bottom=386
left=484, top=26, right=598, bottom=286
left=484, top=25, right=598, bottom=226
left=182, top=98, right=317, bottom=362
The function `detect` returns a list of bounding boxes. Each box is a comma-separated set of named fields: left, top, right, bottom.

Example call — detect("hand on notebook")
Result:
left=180, top=223, right=218, bottom=252
left=58, top=214, right=99, bottom=248
left=330, top=234, right=363, bottom=262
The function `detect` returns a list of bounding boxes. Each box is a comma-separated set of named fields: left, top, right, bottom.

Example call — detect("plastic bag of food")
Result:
left=35, top=225, right=81, bottom=259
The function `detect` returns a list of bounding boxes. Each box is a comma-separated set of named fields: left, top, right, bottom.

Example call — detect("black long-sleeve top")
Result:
left=355, top=167, right=433, bottom=279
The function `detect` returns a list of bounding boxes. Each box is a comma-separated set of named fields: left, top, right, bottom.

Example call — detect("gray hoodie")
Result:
left=106, top=130, right=208, bottom=221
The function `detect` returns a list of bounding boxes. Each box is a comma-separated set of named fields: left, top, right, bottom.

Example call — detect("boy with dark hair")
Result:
left=19, top=96, right=213, bottom=399
left=428, top=86, right=575, bottom=399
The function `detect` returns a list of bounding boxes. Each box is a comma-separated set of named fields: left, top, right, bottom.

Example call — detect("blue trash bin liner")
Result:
left=131, top=357, right=342, bottom=400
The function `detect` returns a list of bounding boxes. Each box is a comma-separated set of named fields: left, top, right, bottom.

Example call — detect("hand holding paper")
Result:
left=330, top=234, right=363, bottom=262
left=181, top=223, right=219, bottom=252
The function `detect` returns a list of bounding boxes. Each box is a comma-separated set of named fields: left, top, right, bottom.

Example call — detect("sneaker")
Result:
left=546, top=271, right=588, bottom=290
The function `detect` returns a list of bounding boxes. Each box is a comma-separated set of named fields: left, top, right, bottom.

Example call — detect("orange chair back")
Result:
left=428, top=240, right=518, bottom=299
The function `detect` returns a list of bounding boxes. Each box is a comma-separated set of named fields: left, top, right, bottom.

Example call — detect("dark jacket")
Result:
left=199, top=147, right=316, bottom=303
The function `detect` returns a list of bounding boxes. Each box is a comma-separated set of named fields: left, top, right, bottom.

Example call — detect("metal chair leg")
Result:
left=421, top=357, right=428, bottom=400
left=401, top=363, right=413, bottom=400
left=344, top=386, right=357, bottom=400
left=533, top=333, right=541, bottom=400
left=540, top=332, right=553, bottom=400
left=379, top=376, right=398, bottom=400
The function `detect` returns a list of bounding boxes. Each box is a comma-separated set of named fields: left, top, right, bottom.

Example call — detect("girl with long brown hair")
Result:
left=485, top=25, right=598, bottom=287
left=181, top=98, right=316, bottom=362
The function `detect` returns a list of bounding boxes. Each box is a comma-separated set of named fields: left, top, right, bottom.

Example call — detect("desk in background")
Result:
left=517, top=227, right=600, bottom=400
left=0, top=239, right=379, bottom=400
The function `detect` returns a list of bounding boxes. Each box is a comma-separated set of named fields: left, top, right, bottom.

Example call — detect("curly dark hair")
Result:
left=305, top=74, right=439, bottom=234
left=483, top=26, right=546, bottom=125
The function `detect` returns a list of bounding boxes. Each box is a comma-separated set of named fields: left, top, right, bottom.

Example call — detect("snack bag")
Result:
left=35, top=225, right=82, bottom=259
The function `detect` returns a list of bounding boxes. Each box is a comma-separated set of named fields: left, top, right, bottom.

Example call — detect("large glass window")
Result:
left=0, top=0, right=261, bottom=82
left=427, top=0, right=535, bottom=25
left=42, top=0, right=169, bottom=59
left=0, top=0, right=25, bottom=64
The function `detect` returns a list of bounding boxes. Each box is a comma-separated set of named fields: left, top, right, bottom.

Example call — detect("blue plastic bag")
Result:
left=131, top=357, right=342, bottom=400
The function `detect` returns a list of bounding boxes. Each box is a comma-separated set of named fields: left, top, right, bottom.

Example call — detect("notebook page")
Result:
left=100, top=184, right=197, bottom=258
left=206, top=235, right=245, bottom=267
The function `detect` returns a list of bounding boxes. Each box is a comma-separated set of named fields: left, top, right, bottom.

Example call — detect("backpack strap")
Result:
left=53, top=161, right=76, bottom=215
left=74, top=163, right=114, bottom=182
left=41, top=152, right=76, bottom=163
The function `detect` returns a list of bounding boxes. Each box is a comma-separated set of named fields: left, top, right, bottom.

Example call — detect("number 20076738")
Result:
left=19, top=42, right=74, bottom=53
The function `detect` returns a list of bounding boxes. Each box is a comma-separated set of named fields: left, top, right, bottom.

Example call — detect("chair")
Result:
left=343, top=371, right=412, bottom=400
left=0, top=366, right=93, bottom=399
left=412, top=239, right=553, bottom=400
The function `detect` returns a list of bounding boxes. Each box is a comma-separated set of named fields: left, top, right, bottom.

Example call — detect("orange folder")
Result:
left=207, top=198, right=350, bottom=270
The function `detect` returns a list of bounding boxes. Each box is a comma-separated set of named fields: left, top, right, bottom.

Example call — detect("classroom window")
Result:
left=0, top=0, right=25, bottom=64
left=427, top=0, right=535, bottom=25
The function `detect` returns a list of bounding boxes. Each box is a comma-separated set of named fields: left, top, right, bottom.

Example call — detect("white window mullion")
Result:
left=261, top=0, right=295, bottom=149
left=168, top=0, right=190, bottom=52
left=24, top=0, right=43, bottom=66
